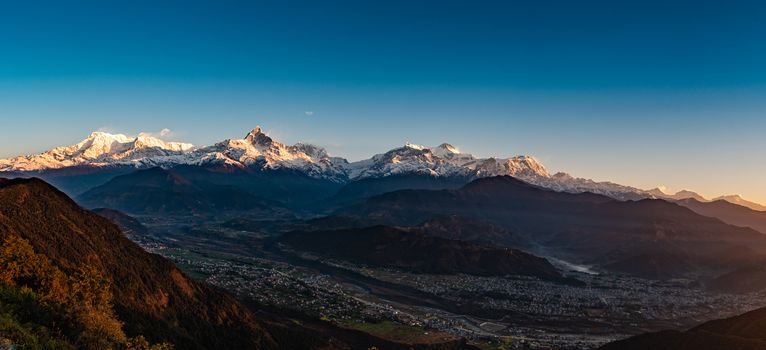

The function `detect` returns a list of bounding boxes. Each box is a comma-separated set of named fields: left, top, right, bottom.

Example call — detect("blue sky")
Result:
left=1, top=0, right=764, bottom=202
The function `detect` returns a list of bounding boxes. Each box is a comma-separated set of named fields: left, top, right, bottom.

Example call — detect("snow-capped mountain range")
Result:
left=0, top=132, right=194, bottom=172
left=1, top=127, right=761, bottom=206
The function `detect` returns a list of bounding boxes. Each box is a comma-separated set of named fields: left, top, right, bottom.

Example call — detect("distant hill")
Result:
left=317, top=173, right=472, bottom=210
left=676, top=198, right=766, bottom=234
left=77, top=167, right=289, bottom=216
left=411, top=215, right=531, bottom=250
left=300, top=214, right=531, bottom=250
left=708, top=265, right=766, bottom=294
left=93, top=208, right=150, bottom=237
left=77, top=165, right=344, bottom=214
left=601, top=306, right=766, bottom=350
left=280, top=225, right=568, bottom=282
left=337, top=176, right=766, bottom=279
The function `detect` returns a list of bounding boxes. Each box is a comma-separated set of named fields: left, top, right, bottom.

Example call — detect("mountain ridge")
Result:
left=2, top=127, right=764, bottom=208
left=279, top=225, right=569, bottom=282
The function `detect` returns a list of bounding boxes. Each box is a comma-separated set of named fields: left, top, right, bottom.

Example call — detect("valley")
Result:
left=121, top=213, right=766, bottom=349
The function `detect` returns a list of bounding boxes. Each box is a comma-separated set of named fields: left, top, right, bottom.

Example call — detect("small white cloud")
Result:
left=160, top=128, right=171, bottom=137
left=304, top=111, right=314, bottom=117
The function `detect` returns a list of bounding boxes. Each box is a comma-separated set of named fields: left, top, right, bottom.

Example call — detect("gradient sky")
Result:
left=1, top=0, right=764, bottom=202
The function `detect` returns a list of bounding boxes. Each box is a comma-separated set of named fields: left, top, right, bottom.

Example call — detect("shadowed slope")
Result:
left=601, top=307, right=766, bottom=350
left=338, top=176, right=766, bottom=279
left=677, top=198, right=766, bottom=234
left=280, top=225, right=568, bottom=282
left=77, top=167, right=281, bottom=215
left=0, top=178, right=278, bottom=350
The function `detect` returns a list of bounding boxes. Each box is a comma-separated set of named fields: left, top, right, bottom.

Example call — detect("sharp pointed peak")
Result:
left=244, top=125, right=275, bottom=146
left=246, top=126, right=263, bottom=138
left=435, top=143, right=460, bottom=153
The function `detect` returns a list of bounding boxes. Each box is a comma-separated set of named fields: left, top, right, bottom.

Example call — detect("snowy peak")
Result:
left=78, top=132, right=133, bottom=154
left=244, top=126, right=273, bottom=147
left=438, top=143, right=459, bottom=152
left=346, top=143, right=655, bottom=200
left=64, top=131, right=134, bottom=161
left=193, top=127, right=348, bottom=181
left=718, top=194, right=744, bottom=201
left=646, top=187, right=669, bottom=197
left=647, top=189, right=766, bottom=211
left=431, top=143, right=460, bottom=157
left=713, top=195, right=766, bottom=211
left=292, top=143, right=330, bottom=159
left=506, top=155, right=550, bottom=177
left=404, top=142, right=426, bottom=151
left=349, top=142, right=549, bottom=181
left=401, top=142, right=460, bottom=157
left=245, top=126, right=263, bottom=140
left=133, top=133, right=194, bottom=152
left=643, top=188, right=708, bottom=201
left=673, top=190, right=707, bottom=201
left=643, top=189, right=766, bottom=211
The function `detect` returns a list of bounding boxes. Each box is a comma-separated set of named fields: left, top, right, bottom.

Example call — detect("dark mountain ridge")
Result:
left=676, top=197, right=766, bottom=234
left=92, top=208, right=151, bottom=237
left=601, top=306, right=766, bottom=350
left=314, top=173, right=473, bottom=212
left=337, top=176, right=766, bottom=279
left=411, top=214, right=532, bottom=250
left=77, top=167, right=289, bottom=216
left=3, top=165, right=137, bottom=197
left=280, top=225, right=569, bottom=282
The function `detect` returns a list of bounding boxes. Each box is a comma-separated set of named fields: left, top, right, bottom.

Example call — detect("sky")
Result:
left=0, top=0, right=764, bottom=202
